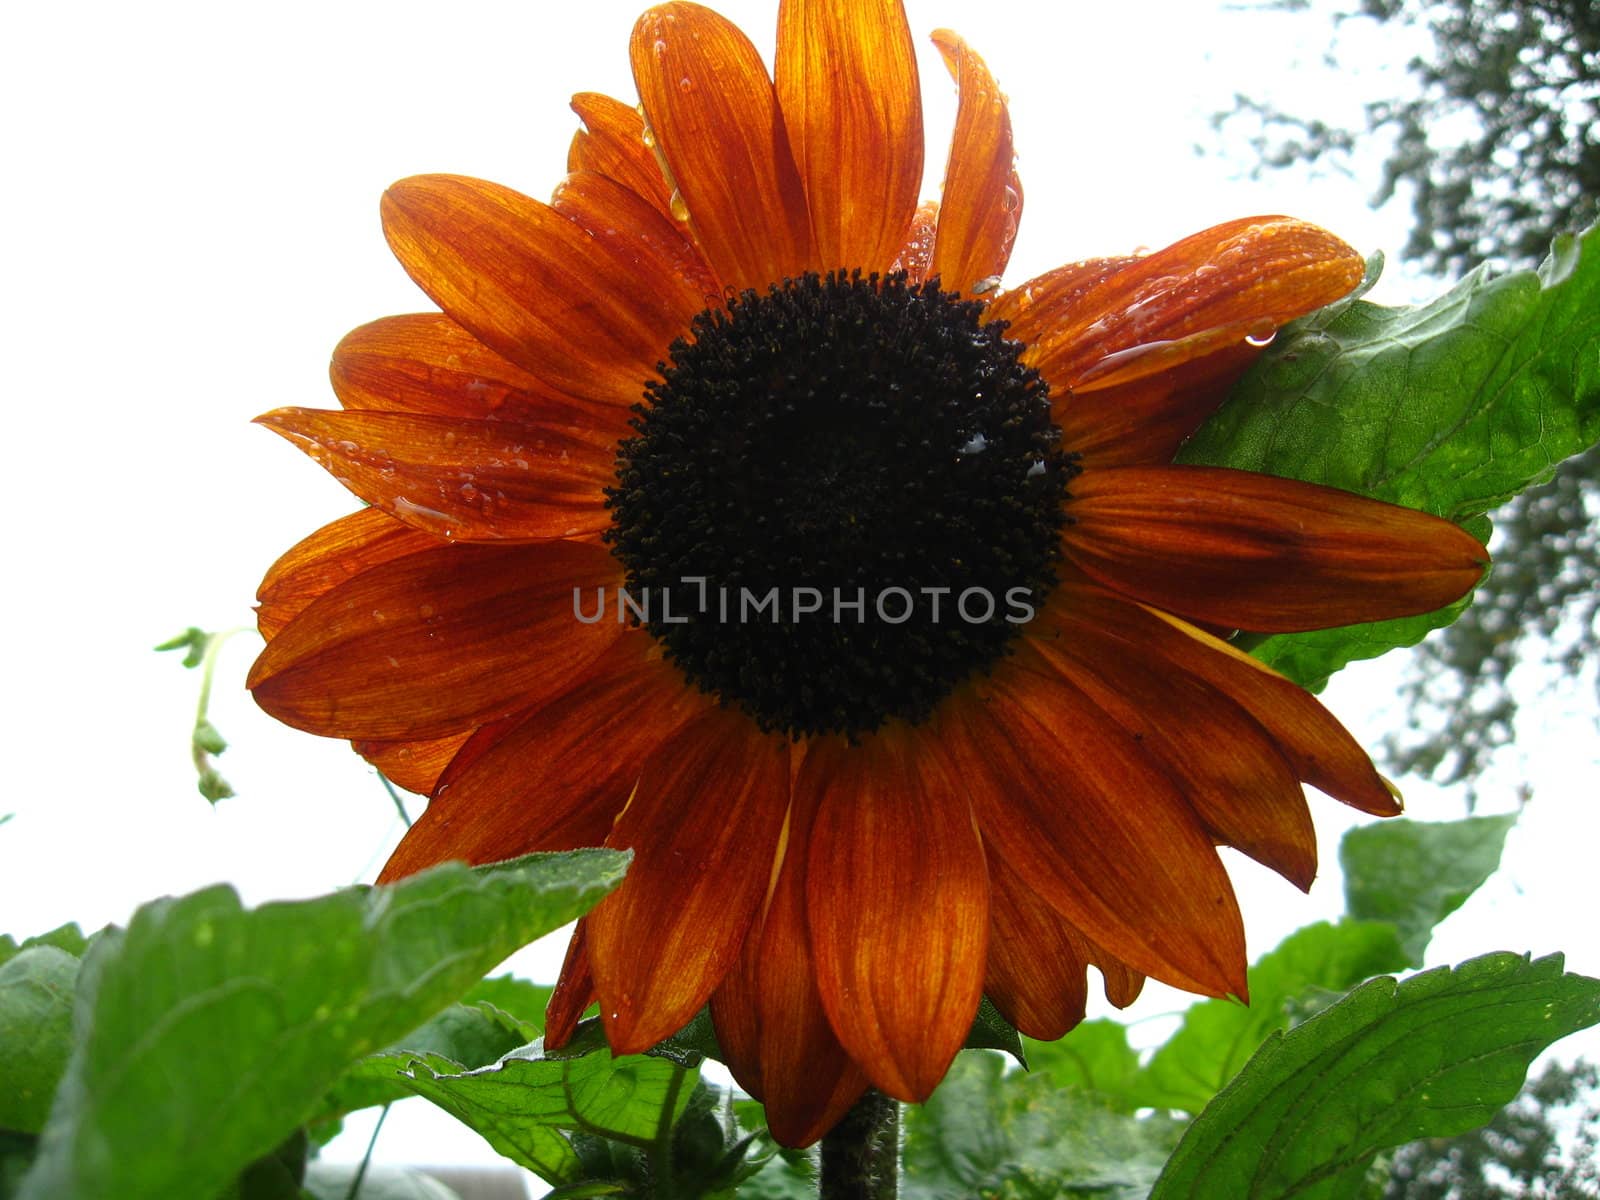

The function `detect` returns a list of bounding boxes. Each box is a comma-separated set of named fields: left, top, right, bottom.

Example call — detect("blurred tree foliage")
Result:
left=1220, top=0, right=1599, bottom=797
left=1384, top=1059, right=1600, bottom=1199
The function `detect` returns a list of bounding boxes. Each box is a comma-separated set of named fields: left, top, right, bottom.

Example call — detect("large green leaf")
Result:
left=1341, top=815, right=1518, bottom=965
left=1149, top=953, right=1600, bottom=1199
left=902, top=1051, right=1186, bottom=1200
left=1138, top=921, right=1409, bottom=1115
left=18, top=850, right=627, bottom=1200
left=1181, top=221, right=1600, bottom=689
left=0, top=948, right=77, bottom=1134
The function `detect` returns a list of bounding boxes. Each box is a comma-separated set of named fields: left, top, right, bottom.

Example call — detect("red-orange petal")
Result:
left=256, top=408, right=614, bottom=543
left=375, top=634, right=705, bottom=882
left=939, top=649, right=1248, bottom=998
left=1033, top=599, right=1318, bottom=889
left=803, top=728, right=989, bottom=1101
left=544, top=920, right=596, bottom=1049
left=749, top=785, right=872, bottom=1146
left=999, top=217, right=1365, bottom=389
left=381, top=174, right=704, bottom=406
left=329, top=313, right=626, bottom=435
left=589, top=707, right=790, bottom=1053
left=775, top=0, right=922, bottom=274
left=927, top=31, right=1019, bottom=297
left=352, top=730, right=474, bottom=797
left=256, top=507, right=441, bottom=642
left=984, top=849, right=1091, bottom=1041
left=567, top=92, right=677, bottom=220
left=631, top=3, right=813, bottom=290
left=248, top=539, right=623, bottom=741
left=1065, top=465, right=1489, bottom=632
left=551, top=169, right=721, bottom=304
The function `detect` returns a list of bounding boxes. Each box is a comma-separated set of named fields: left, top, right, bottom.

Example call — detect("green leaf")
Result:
left=1149, top=952, right=1600, bottom=1200
left=1022, top=1019, right=1142, bottom=1113
left=18, top=849, right=628, bottom=1200
left=0, top=948, right=77, bottom=1134
left=462, top=975, right=554, bottom=1039
left=365, top=1038, right=696, bottom=1185
left=0, top=924, right=94, bottom=971
left=1181, top=221, right=1600, bottom=689
left=1139, top=921, right=1409, bottom=1115
left=902, top=1051, right=1186, bottom=1200
left=966, top=995, right=1027, bottom=1066
left=0, top=1132, right=37, bottom=1200
left=1341, top=815, right=1518, bottom=966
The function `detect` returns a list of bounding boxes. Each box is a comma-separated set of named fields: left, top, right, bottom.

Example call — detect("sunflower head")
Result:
left=248, top=0, right=1487, bottom=1148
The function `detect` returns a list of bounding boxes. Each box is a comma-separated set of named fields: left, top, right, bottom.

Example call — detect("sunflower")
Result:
left=248, top=0, right=1487, bottom=1147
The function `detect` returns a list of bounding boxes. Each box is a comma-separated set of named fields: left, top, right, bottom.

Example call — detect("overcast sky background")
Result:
left=3, top=0, right=1595, bottom=1184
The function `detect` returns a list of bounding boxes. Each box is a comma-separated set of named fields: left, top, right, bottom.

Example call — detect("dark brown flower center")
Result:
left=605, top=271, right=1075, bottom=738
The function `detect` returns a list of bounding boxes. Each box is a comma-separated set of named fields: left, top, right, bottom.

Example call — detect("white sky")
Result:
left=2, top=0, right=1594, bottom=1184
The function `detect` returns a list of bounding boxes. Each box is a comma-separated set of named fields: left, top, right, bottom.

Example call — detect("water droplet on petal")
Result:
left=669, top=189, right=690, bottom=222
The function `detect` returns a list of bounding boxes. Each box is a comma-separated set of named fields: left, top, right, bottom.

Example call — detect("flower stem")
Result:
left=819, top=1088, right=899, bottom=1200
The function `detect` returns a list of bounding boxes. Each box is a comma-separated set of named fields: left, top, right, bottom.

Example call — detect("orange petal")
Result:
left=329, top=313, right=626, bottom=435
left=1034, top=600, right=1317, bottom=889
left=803, top=728, right=989, bottom=1101
left=552, top=169, right=721, bottom=303
left=381, top=174, right=704, bottom=406
left=709, top=947, right=765, bottom=1100
left=775, top=0, right=922, bottom=274
left=256, top=507, right=441, bottom=641
left=984, top=849, right=1091, bottom=1041
left=892, top=200, right=939, bottom=283
left=544, top=920, right=596, bottom=1049
left=927, top=31, right=1019, bottom=297
left=352, top=730, right=474, bottom=797
left=1060, top=339, right=1262, bottom=467
left=567, top=92, right=676, bottom=220
left=1064, top=465, right=1489, bottom=632
left=376, top=634, right=705, bottom=882
left=1000, top=217, right=1364, bottom=390
left=1095, top=950, right=1147, bottom=1008
left=257, top=408, right=614, bottom=543
left=1114, top=600, right=1400, bottom=815
left=248, top=539, right=623, bottom=741
left=747, top=784, right=872, bottom=1146
left=939, top=650, right=1247, bottom=998
left=589, top=707, right=790, bottom=1053
left=631, top=3, right=813, bottom=290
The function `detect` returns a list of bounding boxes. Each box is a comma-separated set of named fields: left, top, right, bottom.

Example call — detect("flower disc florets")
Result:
left=606, top=270, right=1075, bottom=738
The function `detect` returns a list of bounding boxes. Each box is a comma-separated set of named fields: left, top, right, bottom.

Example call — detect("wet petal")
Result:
left=940, top=649, right=1248, bottom=998
left=248, top=539, right=623, bottom=741
left=589, top=707, right=790, bottom=1053
left=804, top=728, right=988, bottom=1101
left=1035, top=599, right=1317, bottom=889
left=352, top=730, right=474, bottom=797
left=329, top=313, right=625, bottom=433
left=376, top=634, right=705, bottom=881
left=1065, top=465, right=1489, bottom=632
left=892, top=200, right=939, bottom=283
left=775, top=0, right=921, bottom=274
left=256, top=507, right=440, bottom=641
left=257, top=408, right=614, bottom=543
left=928, top=31, right=1019, bottom=296
left=1000, top=217, right=1364, bottom=388
left=567, top=92, right=676, bottom=219
left=381, top=174, right=705, bottom=406
left=631, top=3, right=813, bottom=290
left=552, top=168, right=721, bottom=303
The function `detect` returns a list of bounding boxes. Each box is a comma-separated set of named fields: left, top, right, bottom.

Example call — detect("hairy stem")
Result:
left=820, top=1088, right=899, bottom=1200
